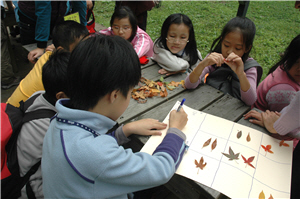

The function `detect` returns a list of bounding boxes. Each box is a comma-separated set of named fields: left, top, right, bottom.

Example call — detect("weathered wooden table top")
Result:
left=117, top=60, right=270, bottom=199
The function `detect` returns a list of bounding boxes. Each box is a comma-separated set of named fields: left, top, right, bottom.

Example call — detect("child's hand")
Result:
left=244, top=110, right=264, bottom=127
left=169, top=108, right=188, bottom=131
left=203, top=52, right=225, bottom=67
left=158, top=68, right=185, bottom=76
left=46, top=44, right=55, bottom=52
left=224, top=52, right=244, bottom=76
left=123, top=119, right=167, bottom=137
left=262, top=110, right=281, bottom=134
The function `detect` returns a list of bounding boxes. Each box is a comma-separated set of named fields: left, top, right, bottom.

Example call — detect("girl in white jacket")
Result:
left=152, top=13, right=202, bottom=76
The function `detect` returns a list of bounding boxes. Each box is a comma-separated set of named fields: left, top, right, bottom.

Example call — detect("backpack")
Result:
left=204, top=59, right=262, bottom=100
left=86, top=9, right=96, bottom=34
left=1, top=94, right=56, bottom=199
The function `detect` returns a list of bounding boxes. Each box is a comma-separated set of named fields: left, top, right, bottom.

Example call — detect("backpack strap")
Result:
left=24, top=160, right=41, bottom=199
left=244, top=59, right=263, bottom=86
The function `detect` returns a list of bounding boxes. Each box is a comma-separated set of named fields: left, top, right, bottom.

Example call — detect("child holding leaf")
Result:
left=42, top=35, right=188, bottom=199
left=185, top=17, right=262, bottom=106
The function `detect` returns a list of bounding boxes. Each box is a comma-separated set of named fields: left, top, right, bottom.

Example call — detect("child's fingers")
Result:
left=151, top=122, right=167, bottom=130
left=243, top=110, right=257, bottom=118
left=148, top=130, right=162, bottom=136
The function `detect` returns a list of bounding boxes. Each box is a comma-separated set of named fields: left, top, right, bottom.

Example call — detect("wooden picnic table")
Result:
left=116, top=60, right=269, bottom=199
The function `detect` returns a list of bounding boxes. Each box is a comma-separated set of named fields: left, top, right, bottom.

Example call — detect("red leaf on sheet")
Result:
left=211, top=139, right=217, bottom=151
left=261, top=144, right=274, bottom=155
left=268, top=194, right=274, bottom=199
left=241, top=155, right=255, bottom=169
left=237, top=130, right=242, bottom=139
left=195, top=157, right=207, bottom=174
left=202, top=138, right=211, bottom=148
left=279, top=140, right=290, bottom=147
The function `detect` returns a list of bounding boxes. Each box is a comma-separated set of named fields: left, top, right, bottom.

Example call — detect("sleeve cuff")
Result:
left=115, top=124, right=131, bottom=145
left=37, top=41, right=47, bottom=49
left=167, top=127, right=186, bottom=141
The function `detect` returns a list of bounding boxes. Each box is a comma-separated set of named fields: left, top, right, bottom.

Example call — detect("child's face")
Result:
left=288, top=58, right=300, bottom=82
left=112, top=17, right=132, bottom=41
left=166, top=23, right=189, bottom=54
left=221, top=30, right=248, bottom=59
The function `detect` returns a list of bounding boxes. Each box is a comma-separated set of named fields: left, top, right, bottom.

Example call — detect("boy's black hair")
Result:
left=52, top=20, right=89, bottom=51
left=268, top=34, right=300, bottom=82
left=210, top=16, right=256, bottom=62
left=154, top=13, right=201, bottom=68
left=66, top=34, right=141, bottom=111
left=42, top=49, right=71, bottom=104
left=110, top=6, right=137, bottom=42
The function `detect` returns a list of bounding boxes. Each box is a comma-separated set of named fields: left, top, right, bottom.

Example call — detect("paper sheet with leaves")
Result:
left=141, top=101, right=293, bottom=199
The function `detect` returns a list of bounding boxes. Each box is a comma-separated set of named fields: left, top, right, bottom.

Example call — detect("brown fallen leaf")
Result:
left=195, top=157, right=207, bottom=174
left=246, top=133, right=251, bottom=142
left=202, top=138, right=211, bottom=148
left=237, top=130, right=242, bottom=139
left=211, top=139, right=217, bottom=151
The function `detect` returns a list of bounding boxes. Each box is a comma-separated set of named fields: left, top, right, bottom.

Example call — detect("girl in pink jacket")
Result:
left=100, top=6, right=154, bottom=59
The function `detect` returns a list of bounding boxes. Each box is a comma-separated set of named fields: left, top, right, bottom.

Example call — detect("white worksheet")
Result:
left=141, top=101, right=293, bottom=199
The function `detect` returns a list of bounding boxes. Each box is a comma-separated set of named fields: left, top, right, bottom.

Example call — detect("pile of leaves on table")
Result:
left=131, top=76, right=185, bottom=103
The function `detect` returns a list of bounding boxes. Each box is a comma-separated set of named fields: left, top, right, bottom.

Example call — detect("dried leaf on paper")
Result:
left=268, top=194, right=274, bottom=199
left=195, top=157, right=207, bottom=174
left=202, top=138, right=211, bottom=148
left=279, top=140, right=290, bottom=147
left=261, top=145, right=274, bottom=155
left=237, top=130, right=242, bottom=139
left=211, top=139, right=217, bottom=151
left=259, top=190, right=265, bottom=199
left=241, top=155, right=255, bottom=169
left=246, top=133, right=251, bottom=142
left=222, top=147, right=239, bottom=161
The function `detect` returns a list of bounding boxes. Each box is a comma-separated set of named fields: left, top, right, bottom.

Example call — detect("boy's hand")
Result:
left=28, top=48, right=45, bottom=63
left=224, top=52, right=244, bottom=76
left=262, top=110, right=281, bottom=134
left=46, top=44, right=55, bottom=52
left=123, top=119, right=167, bottom=137
left=169, top=108, right=188, bottom=131
left=244, top=110, right=264, bottom=127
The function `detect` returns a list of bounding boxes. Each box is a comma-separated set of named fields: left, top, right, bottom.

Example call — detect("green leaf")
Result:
left=159, top=76, right=164, bottom=82
left=222, top=147, right=240, bottom=161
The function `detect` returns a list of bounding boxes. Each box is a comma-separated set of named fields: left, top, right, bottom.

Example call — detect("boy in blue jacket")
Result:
left=42, top=34, right=188, bottom=199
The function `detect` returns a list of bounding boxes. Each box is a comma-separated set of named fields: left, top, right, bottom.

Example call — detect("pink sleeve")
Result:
left=99, top=27, right=113, bottom=36
left=185, top=65, right=215, bottom=89
left=267, top=84, right=298, bottom=112
left=274, top=91, right=300, bottom=137
left=240, top=67, right=257, bottom=106
left=131, top=28, right=154, bottom=58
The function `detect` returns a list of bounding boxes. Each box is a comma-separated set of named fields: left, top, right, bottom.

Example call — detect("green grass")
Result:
left=93, top=1, right=300, bottom=81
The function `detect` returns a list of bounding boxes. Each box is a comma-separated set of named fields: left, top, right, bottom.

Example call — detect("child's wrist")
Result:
left=122, top=123, right=133, bottom=137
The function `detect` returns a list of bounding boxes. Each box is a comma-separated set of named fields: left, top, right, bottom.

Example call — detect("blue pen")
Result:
left=177, top=98, right=186, bottom=112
